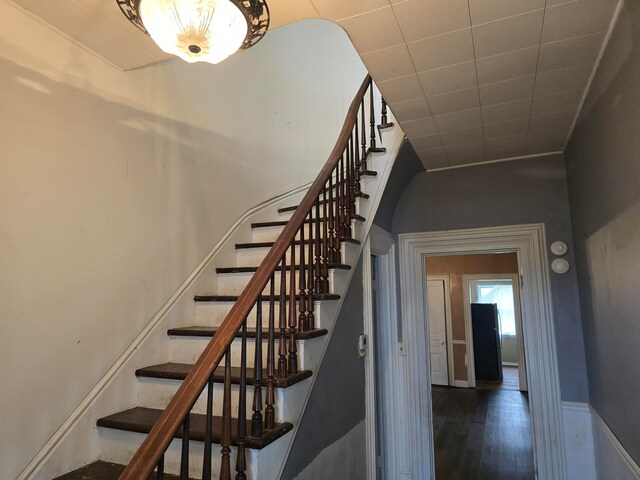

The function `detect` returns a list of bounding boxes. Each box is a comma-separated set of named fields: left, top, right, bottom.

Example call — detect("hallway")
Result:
left=432, top=386, right=534, bottom=480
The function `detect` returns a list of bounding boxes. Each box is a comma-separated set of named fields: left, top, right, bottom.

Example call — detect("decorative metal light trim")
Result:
left=116, top=0, right=270, bottom=52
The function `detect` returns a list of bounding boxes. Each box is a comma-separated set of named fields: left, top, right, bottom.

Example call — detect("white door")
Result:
left=427, top=279, right=449, bottom=386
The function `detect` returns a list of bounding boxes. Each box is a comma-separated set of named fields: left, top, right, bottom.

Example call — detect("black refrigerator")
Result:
left=471, top=303, right=503, bottom=381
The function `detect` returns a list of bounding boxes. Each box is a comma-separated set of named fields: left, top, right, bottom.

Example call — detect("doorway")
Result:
left=362, top=225, right=403, bottom=480
left=426, top=255, right=534, bottom=478
left=398, top=224, right=567, bottom=480
left=425, top=253, right=527, bottom=392
left=464, top=274, right=527, bottom=392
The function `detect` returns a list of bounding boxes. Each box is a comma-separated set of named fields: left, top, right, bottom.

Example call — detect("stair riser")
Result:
left=235, top=245, right=303, bottom=267
left=215, top=270, right=336, bottom=296
left=277, top=197, right=362, bottom=220
left=251, top=221, right=363, bottom=243
left=195, top=302, right=325, bottom=329
left=235, top=242, right=352, bottom=267
left=137, top=378, right=288, bottom=423
left=168, top=336, right=310, bottom=371
left=98, top=427, right=259, bottom=480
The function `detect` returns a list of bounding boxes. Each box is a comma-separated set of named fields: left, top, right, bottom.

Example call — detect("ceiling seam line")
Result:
left=524, top=0, right=549, bottom=155
left=387, top=1, right=450, bottom=168
left=466, top=0, right=488, bottom=164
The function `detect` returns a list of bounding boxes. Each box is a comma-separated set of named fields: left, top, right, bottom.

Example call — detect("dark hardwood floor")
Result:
left=432, top=386, right=534, bottom=480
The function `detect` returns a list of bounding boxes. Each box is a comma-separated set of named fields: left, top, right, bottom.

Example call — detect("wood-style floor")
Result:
left=476, top=365, right=520, bottom=391
left=432, top=386, right=534, bottom=480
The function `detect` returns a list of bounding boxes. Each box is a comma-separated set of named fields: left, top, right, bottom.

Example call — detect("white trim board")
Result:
left=398, top=224, right=567, bottom=480
left=591, top=406, right=640, bottom=480
left=562, top=402, right=596, bottom=480
left=363, top=225, right=401, bottom=479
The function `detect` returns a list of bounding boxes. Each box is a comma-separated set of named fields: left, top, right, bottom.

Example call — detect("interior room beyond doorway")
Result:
left=425, top=253, right=526, bottom=392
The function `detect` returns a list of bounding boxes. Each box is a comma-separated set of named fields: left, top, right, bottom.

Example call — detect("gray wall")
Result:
left=392, top=154, right=588, bottom=402
left=374, top=140, right=424, bottom=231
left=281, top=259, right=366, bottom=478
left=564, top=1, right=640, bottom=463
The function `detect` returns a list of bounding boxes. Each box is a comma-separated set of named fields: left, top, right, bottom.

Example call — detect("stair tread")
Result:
left=251, top=215, right=366, bottom=228
left=216, top=263, right=350, bottom=274
left=97, top=407, right=293, bottom=450
left=236, top=237, right=360, bottom=249
left=168, top=326, right=328, bottom=341
left=136, top=363, right=313, bottom=388
left=194, top=294, right=340, bottom=302
left=53, top=460, right=194, bottom=480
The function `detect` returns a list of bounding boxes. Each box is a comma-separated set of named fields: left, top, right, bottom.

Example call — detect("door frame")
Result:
left=363, top=225, right=400, bottom=479
left=398, top=223, right=567, bottom=480
left=462, top=273, right=527, bottom=390
left=425, top=275, right=454, bottom=386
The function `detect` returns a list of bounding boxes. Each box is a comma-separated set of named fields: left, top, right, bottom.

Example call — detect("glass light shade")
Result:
left=139, top=0, right=248, bottom=64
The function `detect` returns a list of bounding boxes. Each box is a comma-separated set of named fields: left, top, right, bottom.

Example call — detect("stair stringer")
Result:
left=255, top=123, right=406, bottom=480
left=24, top=182, right=325, bottom=480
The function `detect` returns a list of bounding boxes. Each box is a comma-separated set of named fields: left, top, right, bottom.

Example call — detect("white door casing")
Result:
left=363, top=225, right=402, bottom=480
left=426, top=279, right=448, bottom=386
left=399, top=223, right=567, bottom=480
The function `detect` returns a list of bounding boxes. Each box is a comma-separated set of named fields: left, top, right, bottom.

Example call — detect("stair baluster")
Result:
left=348, top=133, right=357, bottom=220
left=180, top=415, right=189, bottom=479
left=252, top=298, right=263, bottom=437
left=338, top=155, right=346, bottom=240
left=220, top=349, right=232, bottom=480
left=368, top=78, right=384, bottom=153
left=202, top=374, right=214, bottom=480
left=236, top=320, right=248, bottom=480
left=345, top=140, right=354, bottom=239
left=264, top=276, right=276, bottom=430
left=278, top=258, right=287, bottom=379
left=288, top=242, right=298, bottom=375
left=313, top=199, right=324, bottom=295
left=327, top=175, right=339, bottom=264
left=321, top=184, right=330, bottom=294
left=380, top=97, right=392, bottom=129
left=157, top=455, right=164, bottom=480
left=306, top=210, right=315, bottom=331
left=354, top=117, right=362, bottom=195
left=298, top=221, right=307, bottom=333
left=360, top=98, right=367, bottom=171
left=342, top=154, right=351, bottom=240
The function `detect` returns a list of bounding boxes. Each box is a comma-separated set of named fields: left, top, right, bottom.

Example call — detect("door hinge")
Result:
left=520, top=274, right=524, bottom=288
left=372, top=279, right=378, bottom=290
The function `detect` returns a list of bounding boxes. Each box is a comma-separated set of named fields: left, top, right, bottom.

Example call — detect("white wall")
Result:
left=0, top=3, right=367, bottom=478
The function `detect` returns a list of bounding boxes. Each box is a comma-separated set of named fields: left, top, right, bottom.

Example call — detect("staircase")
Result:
left=53, top=75, right=399, bottom=480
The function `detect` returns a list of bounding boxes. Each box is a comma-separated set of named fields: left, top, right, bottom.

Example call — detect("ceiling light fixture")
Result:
left=117, top=0, right=269, bottom=64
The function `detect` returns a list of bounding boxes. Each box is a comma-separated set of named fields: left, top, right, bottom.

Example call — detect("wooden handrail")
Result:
left=118, top=74, right=373, bottom=479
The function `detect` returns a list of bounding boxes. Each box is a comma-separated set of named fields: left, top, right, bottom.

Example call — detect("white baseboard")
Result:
left=562, top=402, right=597, bottom=480
left=453, top=380, right=469, bottom=388
left=590, top=406, right=640, bottom=480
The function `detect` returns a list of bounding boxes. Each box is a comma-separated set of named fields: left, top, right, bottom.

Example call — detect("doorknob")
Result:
left=440, top=341, right=445, bottom=345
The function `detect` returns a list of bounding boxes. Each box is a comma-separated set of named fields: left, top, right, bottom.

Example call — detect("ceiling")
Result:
left=11, top=0, right=619, bottom=170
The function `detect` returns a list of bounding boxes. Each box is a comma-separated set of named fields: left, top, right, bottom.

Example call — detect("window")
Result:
left=471, top=280, right=517, bottom=336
